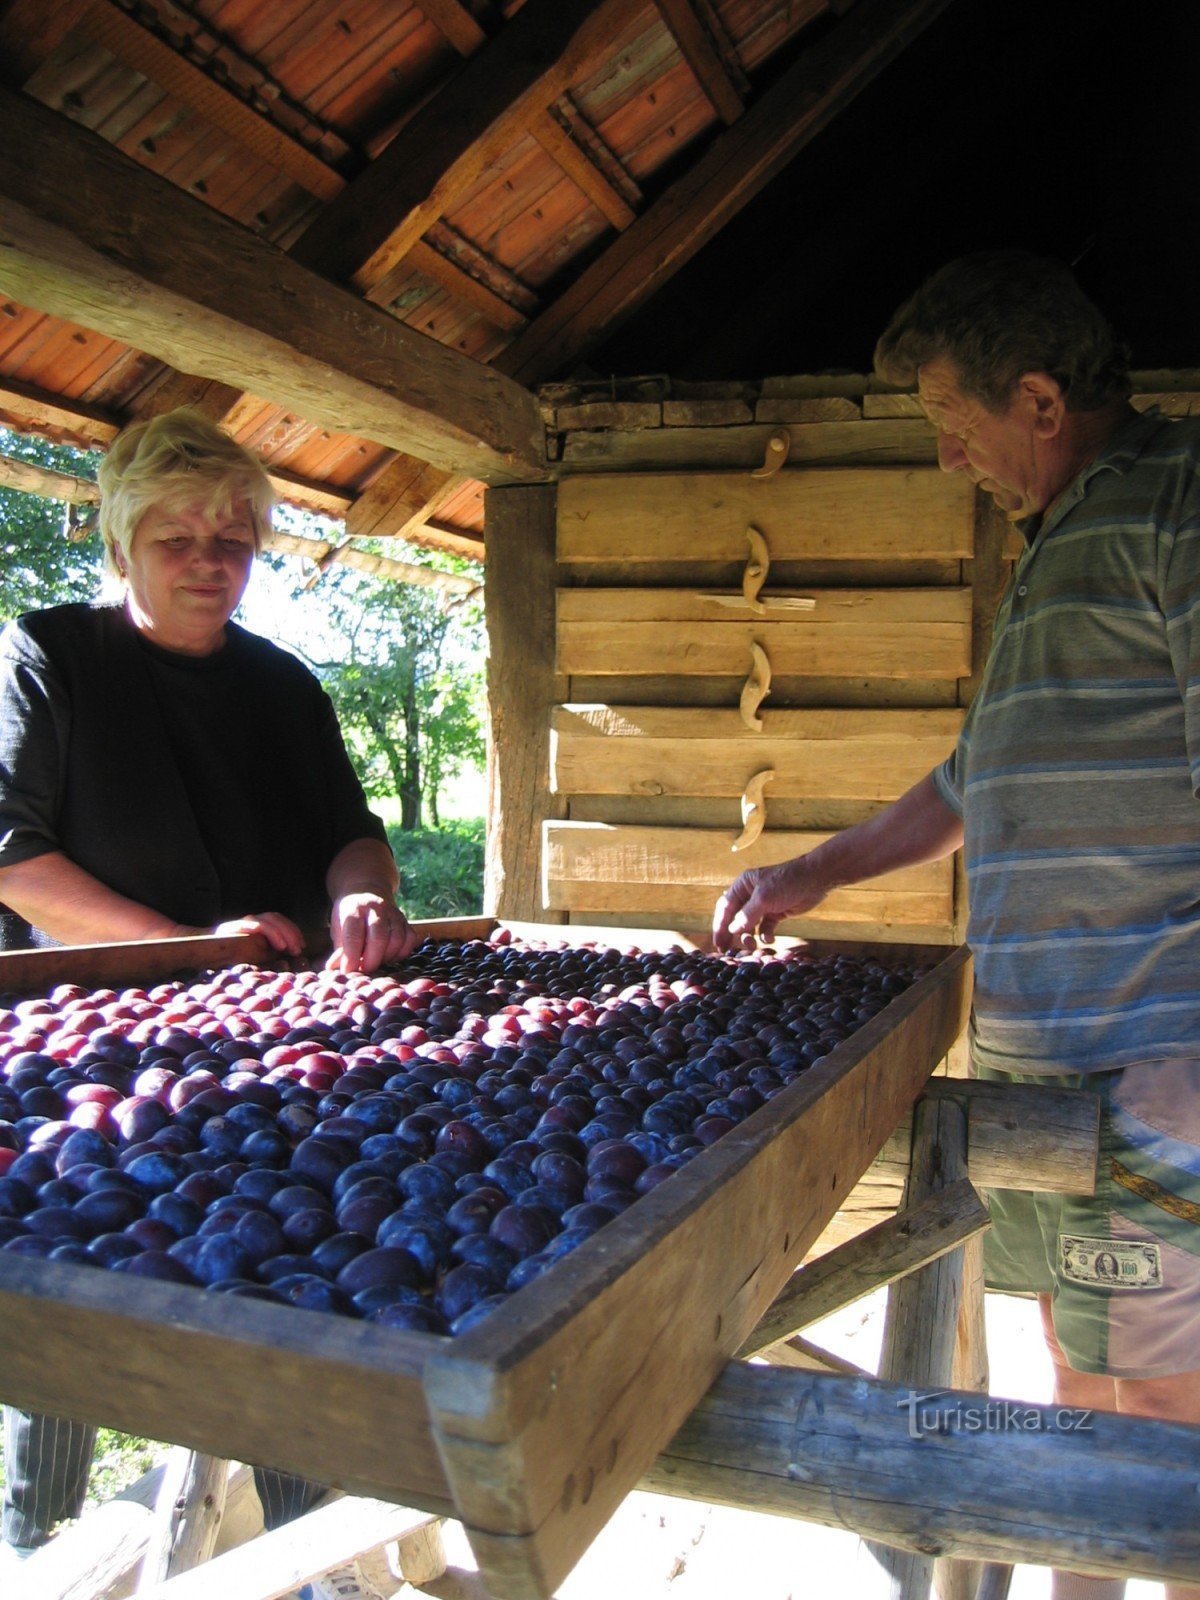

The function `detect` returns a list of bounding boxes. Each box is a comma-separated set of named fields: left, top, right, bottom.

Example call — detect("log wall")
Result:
left=487, top=375, right=1019, bottom=939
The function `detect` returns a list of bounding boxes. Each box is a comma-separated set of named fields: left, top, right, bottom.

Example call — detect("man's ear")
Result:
left=1017, top=371, right=1067, bottom=438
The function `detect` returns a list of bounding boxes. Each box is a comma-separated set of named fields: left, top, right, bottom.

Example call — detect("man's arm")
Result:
left=325, top=837, right=419, bottom=973
left=712, top=770, right=964, bottom=950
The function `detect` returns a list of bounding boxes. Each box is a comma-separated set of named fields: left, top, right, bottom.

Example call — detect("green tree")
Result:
left=270, top=551, right=485, bottom=831
left=0, top=430, right=103, bottom=620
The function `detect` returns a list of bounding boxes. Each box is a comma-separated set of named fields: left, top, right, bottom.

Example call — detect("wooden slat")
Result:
left=289, top=0, right=648, bottom=294
left=78, top=0, right=347, bottom=202
left=526, top=106, right=636, bottom=229
left=427, top=951, right=971, bottom=1596
left=543, top=821, right=954, bottom=926
left=557, top=468, right=973, bottom=562
left=0, top=87, right=547, bottom=483
left=551, top=705, right=963, bottom=800
left=496, top=0, right=955, bottom=384
left=561, top=418, right=938, bottom=470
left=556, top=589, right=973, bottom=679
left=654, top=0, right=745, bottom=123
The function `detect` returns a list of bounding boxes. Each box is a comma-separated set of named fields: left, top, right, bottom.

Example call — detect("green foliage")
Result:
left=388, top=816, right=485, bottom=918
left=269, top=549, right=486, bottom=832
left=0, top=430, right=104, bottom=621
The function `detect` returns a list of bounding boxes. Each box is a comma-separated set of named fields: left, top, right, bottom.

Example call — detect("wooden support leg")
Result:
left=934, top=1236, right=987, bottom=1600
left=739, top=1177, right=989, bottom=1358
left=868, top=1095, right=971, bottom=1600
left=137, top=1450, right=228, bottom=1589
left=357, top=1517, right=448, bottom=1596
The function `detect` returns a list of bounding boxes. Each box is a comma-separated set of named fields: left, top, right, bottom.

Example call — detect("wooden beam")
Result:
left=654, top=0, right=745, bottom=124
left=0, top=449, right=99, bottom=502
left=418, top=0, right=490, bottom=55
left=497, top=0, right=955, bottom=383
left=288, top=0, right=647, bottom=293
left=401, top=239, right=530, bottom=333
left=526, top=107, right=636, bottom=229
left=77, top=0, right=346, bottom=202
left=739, top=1177, right=989, bottom=1358
left=645, top=1365, right=1200, bottom=1586
left=0, top=88, right=547, bottom=482
left=0, top=375, right=117, bottom=447
left=266, top=529, right=480, bottom=595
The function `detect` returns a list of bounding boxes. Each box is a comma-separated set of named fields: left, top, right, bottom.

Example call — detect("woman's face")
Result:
left=123, top=498, right=256, bottom=655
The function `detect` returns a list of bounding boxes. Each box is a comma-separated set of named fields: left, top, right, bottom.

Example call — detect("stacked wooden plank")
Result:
left=545, top=453, right=978, bottom=942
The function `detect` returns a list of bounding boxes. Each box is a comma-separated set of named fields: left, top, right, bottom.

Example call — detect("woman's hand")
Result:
left=208, top=912, right=306, bottom=957
left=327, top=892, right=418, bottom=973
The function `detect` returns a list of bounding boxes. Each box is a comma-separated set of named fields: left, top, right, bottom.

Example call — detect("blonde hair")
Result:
left=98, top=409, right=275, bottom=578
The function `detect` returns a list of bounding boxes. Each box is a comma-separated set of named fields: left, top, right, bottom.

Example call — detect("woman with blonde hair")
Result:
left=0, top=408, right=414, bottom=1594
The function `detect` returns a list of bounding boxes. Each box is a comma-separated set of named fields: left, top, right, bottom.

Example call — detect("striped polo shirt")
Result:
left=934, top=408, right=1200, bottom=1075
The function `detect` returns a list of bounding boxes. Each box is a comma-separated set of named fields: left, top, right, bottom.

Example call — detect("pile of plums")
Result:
left=0, top=934, right=923, bottom=1336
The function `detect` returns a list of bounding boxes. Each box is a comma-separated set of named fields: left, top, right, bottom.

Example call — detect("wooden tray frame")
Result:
left=0, top=919, right=971, bottom=1598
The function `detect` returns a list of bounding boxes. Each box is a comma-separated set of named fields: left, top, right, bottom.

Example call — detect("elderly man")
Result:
left=715, top=251, right=1200, bottom=1600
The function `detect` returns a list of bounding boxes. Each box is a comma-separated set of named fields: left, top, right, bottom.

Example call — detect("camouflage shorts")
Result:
left=977, top=1059, right=1200, bottom=1378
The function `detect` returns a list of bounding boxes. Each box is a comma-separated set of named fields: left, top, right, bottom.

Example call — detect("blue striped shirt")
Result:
left=934, top=409, right=1200, bottom=1074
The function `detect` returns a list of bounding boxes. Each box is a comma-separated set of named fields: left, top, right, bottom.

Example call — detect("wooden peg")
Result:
left=751, top=429, right=790, bottom=478
left=732, top=767, right=773, bottom=850
left=738, top=640, right=772, bottom=730
left=742, top=524, right=769, bottom=612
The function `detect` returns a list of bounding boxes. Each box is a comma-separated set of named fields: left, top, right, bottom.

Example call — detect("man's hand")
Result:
left=712, top=856, right=830, bottom=952
left=328, top=891, right=418, bottom=973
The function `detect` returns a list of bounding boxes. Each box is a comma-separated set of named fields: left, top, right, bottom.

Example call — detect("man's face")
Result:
left=917, top=356, right=1050, bottom=518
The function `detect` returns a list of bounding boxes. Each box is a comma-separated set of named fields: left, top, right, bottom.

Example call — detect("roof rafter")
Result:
left=0, top=87, right=547, bottom=482
left=288, top=0, right=649, bottom=296
left=496, top=0, right=955, bottom=385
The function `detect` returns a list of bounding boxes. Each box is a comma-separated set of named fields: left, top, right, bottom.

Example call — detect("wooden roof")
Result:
left=0, top=0, right=954, bottom=558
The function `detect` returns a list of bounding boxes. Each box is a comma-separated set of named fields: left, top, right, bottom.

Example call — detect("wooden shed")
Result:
left=2, top=2, right=1200, bottom=1597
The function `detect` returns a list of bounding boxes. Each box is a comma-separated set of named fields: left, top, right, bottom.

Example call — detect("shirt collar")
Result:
left=1015, top=406, right=1164, bottom=545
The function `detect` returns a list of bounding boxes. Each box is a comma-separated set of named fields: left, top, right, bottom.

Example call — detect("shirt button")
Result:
left=1017, top=584, right=1028, bottom=596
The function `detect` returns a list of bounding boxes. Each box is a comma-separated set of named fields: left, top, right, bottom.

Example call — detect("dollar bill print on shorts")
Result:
left=1060, top=1234, right=1163, bottom=1289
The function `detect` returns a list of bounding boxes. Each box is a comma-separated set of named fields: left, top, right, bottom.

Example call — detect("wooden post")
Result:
left=138, top=1450, right=228, bottom=1588
left=483, top=484, right=567, bottom=922
left=870, top=1095, right=970, bottom=1599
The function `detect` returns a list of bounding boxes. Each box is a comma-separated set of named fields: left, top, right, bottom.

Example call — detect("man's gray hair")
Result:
left=874, top=250, right=1131, bottom=413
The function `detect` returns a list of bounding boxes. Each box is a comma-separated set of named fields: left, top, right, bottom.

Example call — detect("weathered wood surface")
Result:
left=557, top=589, right=972, bottom=680
left=484, top=486, right=567, bottom=923
left=557, top=469, right=972, bottom=563
left=559, top=419, right=938, bottom=470
left=0, top=449, right=98, bottom=502
left=0, top=931, right=274, bottom=993
left=875, top=1096, right=970, bottom=1597
left=644, top=1365, right=1200, bottom=1586
left=740, top=1177, right=989, bottom=1358
left=0, top=88, right=546, bottom=483
left=139, top=1498, right=438, bottom=1600
left=543, top=820, right=954, bottom=929
left=551, top=705, right=962, bottom=801
left=0, top=1255, right=454, bottom=1511
left=424, top=950, right=971, bottom=1599
left=137, top=1450, right=228, bottom=1589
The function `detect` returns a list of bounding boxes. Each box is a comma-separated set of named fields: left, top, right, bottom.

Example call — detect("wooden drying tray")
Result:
left=0, top=919, right=971, bottom=1600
